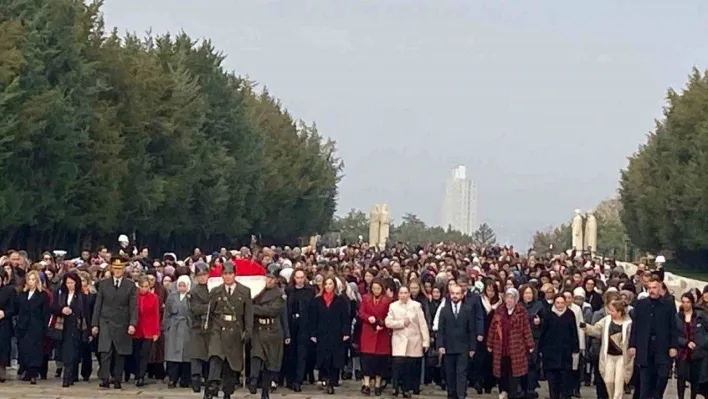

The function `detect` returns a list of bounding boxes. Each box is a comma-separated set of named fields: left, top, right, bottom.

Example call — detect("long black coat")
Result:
left=539, top=308, right=578, bottom=371
left=16, top=290, right=50, bottom=369
left=92, top=278, right=137, bottom=355
left=0, top=286, right=16, bottom=366
left=52, top=290, right=87, bottom=366
left=629, top=297, right=678, bottom=366
left=310, top=294, right=350, bottom=370
left=286, top=285, right=314, bottom=344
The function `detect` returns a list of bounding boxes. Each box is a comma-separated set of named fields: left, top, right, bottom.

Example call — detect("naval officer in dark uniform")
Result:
left=248, top=273, right=286, bottom=399
left=204, top=262, right=253, bottom=399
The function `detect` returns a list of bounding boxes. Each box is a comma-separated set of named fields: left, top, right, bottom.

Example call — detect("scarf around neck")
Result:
left=323, top=291, right=335, bottom=308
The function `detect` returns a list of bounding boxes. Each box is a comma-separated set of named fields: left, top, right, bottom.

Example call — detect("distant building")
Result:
left=441, top=165, right=477, bottom=235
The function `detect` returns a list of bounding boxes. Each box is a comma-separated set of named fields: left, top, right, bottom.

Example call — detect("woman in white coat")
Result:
left=385, top=285, right=430, bottom=398
left=581, top=299, right=634, bottom=399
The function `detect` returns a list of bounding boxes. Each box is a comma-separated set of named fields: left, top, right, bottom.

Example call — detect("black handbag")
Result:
left=47, top=314, right=64, bottom=341
left=425, top=346, right=439, bottom=368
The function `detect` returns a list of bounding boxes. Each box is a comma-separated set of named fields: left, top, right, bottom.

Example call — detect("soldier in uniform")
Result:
left=248, top=273, right=286, bottom=399
left=204, top=262, right=253, bottom=399
left=187, top=262, right=210, bottom=392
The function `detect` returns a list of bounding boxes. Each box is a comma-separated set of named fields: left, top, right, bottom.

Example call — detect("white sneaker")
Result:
left=499, top=392, right=508, bottom=399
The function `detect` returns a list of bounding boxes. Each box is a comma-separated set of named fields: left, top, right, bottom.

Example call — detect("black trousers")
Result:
left=639, top=363, right=670, bottom=399
left=498, top=357, right=520, bottom=396
left=284, top=340, right=308, bottom=385
left=208, top=356, right=239, bottom=395
left=392, top=357, right=417, bottom=393
left=191, top=358, right=208, bottom=378
left=444, top=353, right=468, bottom=399
left=167, top=361, right=190, bottom=384
left=76, top=341, right=93, bottom=380
left=98, top=343, right=126, bottom=382
left=595, top=364, right=608, bottom=399
left=546, top=369, right=570, bottom=399
left=133, top=339, right=152, bottom=379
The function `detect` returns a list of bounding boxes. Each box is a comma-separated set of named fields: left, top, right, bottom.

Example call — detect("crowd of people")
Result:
left=0, top=237, right=702, bottom=399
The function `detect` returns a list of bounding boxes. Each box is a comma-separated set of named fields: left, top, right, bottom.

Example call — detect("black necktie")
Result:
left=228, top=287, right=232, bottom=296
left=114, top=279, right=119, bottom=289
left=454, top=303, right=458, bottom=317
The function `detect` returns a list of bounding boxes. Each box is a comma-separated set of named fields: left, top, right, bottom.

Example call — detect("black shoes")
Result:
left=167, top=380, right=177, bottom=389
left=248, top=379, right=258, bottom=394
left=374, top=387, right=383, bottom=396
left=292, top=383, right=302, bottom=392
left=362, top=385, right=371, bottom=395
left=99, top=379, right=110, bottom=389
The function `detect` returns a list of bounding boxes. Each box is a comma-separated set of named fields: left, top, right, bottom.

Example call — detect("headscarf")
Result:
left=177, top=275, right=192, bottom=292
left=505, top=287, right=519, bottom=313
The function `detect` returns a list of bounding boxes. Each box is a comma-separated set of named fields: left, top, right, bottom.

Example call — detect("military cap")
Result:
left=194, top=261, right=209, bottom=275
left=223, top=261, right=235, bottom=274
left=110, top=257, right=126, bottom=269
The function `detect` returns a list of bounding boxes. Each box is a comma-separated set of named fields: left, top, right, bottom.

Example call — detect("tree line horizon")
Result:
left=2, top=2, right=706, bottom=266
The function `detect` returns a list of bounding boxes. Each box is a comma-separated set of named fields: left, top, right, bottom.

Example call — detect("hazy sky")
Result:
left=101, top=0, right=708, bottom=246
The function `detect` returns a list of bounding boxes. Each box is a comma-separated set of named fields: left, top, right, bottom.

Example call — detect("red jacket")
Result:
left=135, top=291, right=160, bottom=339
left=209, top=264, right=223, bottom=278
left=358, top=294, right=392, bottom=355
left=487, top=304, right=534, bottom=378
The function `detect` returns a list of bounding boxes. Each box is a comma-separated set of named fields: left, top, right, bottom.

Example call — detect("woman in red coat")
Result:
left=487, top=287, right=535, bottom=399
left=357, top=278, right=392, bottom=396
left=133, top=276, right=160, bottom=387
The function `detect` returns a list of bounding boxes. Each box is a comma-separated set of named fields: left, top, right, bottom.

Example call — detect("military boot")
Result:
left=191, top=375, right=202, bottom=393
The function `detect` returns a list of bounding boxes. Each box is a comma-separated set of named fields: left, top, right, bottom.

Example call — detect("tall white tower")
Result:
left=441, top=165, right=477, bottom=235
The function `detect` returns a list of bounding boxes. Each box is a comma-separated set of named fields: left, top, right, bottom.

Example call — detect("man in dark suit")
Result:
left=91, top=258, right=138, bottom=389
left=438, top=285, right=477, bottom=399
left=628, top=278, right=678, bottom=399
left=457, top=275, right=486, bottom=392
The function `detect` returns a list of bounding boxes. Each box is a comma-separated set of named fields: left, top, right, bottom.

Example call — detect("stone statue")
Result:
left=369, top=205, right=381, bottom=246
left=572, top=209, right=584, bottom=251
left=378, top=204, right=390, bottom=250
left=584, top=210, right=597, bottom=255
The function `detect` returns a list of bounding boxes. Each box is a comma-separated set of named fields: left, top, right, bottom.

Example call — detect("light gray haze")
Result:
left=101, top=0, right=708, bottom=246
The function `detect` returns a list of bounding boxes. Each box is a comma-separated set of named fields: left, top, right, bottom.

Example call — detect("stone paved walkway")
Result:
left=0, top=367, right=680, bottom=399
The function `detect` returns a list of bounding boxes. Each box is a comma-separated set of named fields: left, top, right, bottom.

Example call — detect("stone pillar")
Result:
left=369, top=204, right=381, bottom=246
left=572, top=209, right=584, bottom=251
left=584, top=211, right=597, bottom=255
left=378, top=204, right=390, bottom=250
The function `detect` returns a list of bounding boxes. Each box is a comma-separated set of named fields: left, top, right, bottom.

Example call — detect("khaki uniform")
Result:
left=187, top=284, right=210, bottom=362
left=250, top=287, right=286, bottom=371
left=207, top=283, right=253, bottom=371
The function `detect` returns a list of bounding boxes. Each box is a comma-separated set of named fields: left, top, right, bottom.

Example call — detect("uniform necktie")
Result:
left=228, top=287, right=232, bottom=296
left=114, top=279, right=119, bottom=289
left=454, top=303, right=459, bottom=317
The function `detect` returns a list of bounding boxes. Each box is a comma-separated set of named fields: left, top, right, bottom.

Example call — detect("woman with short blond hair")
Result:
left=16, top=270, right=50, bottom=384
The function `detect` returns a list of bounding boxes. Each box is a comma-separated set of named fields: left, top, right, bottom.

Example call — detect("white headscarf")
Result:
left=177, top=275, right=192, bottom=293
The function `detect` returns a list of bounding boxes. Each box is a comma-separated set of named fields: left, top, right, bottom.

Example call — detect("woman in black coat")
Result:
left=51, top=272, right=87, bottom=387
left=521, top=284, right=545, bottom=399
left=16, top=270, right=50, bottom=385
left=539, top=293, right=579, bottom=399
left=77, top=271, right=96, bottom=381
left=310, top=277, right=351, bottom=395
left=0, top=269, right=16, bottom=382
left=283, top=270, right=315, bottom=391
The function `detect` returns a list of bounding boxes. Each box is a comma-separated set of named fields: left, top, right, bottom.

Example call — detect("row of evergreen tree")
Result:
left=0, top=1, right=342, bottom=256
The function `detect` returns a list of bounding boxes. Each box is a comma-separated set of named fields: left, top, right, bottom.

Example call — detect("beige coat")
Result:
left=385, top=299, right=430, bottom=358
left=584, top=315, right=635, bottom=384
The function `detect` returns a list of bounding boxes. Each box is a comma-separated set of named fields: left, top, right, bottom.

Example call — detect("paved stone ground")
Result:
left=0, top=366, right=680, bottom=399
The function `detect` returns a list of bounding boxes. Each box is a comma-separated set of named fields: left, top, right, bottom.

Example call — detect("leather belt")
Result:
left=221, top=315, right=237, bottom=322
left=258, top=318, right=275, bottom=325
